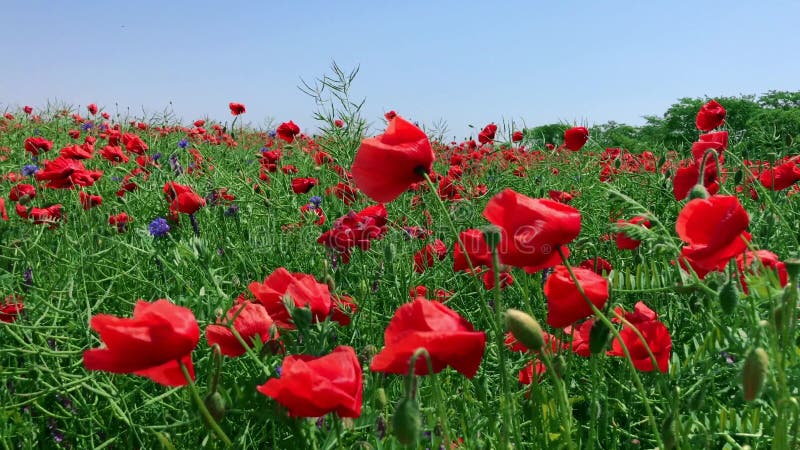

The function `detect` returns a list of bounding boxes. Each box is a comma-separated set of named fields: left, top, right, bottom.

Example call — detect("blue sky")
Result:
left=2, top=1, right=798, bottom=140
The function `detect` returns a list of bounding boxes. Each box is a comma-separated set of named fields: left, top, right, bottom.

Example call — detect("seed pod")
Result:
left=718, top=279, right=739, bottom=314
left=589, top=320, right=612, bottom=355
left=203, top=391, right=226, bottom=422
left=742, top=348, right=769, bottom=401
left=505, top=309, right=544, bottom=352
left=392, top=397, right=421, bottom=446
left=374, top=387, right=388, bottom=410
left=688, top=184, right=710, bottom=200
left=480, top=225, right=502, bottom=250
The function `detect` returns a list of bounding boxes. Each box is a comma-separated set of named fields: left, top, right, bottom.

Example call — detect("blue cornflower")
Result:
left=260, top=147, right=270, bottom=153
left=309, top=196, right=323, bottom=208
left=81, top=122, right=94, bottom=131
left=148, top=218, right=170, bottom=237
left=152, top=152, right=162, bottom=161
left=268, top=130, right=277, bottom=138
left=178, top=138, right=189, bottom=149
left=22, top=164, right=39, bottom=176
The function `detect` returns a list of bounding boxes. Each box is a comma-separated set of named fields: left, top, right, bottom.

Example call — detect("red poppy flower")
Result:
left=108, top=212, right=131, bottom=232
left=36, top=157, right=103, bottom=189
left=370, top=297, right=486, bottom=378
left=564, top=319, right=594, bottom=357
left=257, top=346, right=362, bottom=418
left=478, top=123, right=497, bottom=144
left=672, top=160, right=720, bottom=201
left=163, top=182, right=206, bottom=215
left=548, top=190, right=575, bottom=204
left=83, top=299, right=200, bottom=386
left=60, top=144, right=94, bottom=160
left=330, top=295, right=359, bottom=326
left=483, top=189, right=581, bottom=273
left=695, top=99, right=726, bottom=131
left=23, top=106, right=33, bottom=115
left=385, top=110, right=397, bottom=120
left=676, top=195, right=750, bottom=279
left=28, top=204, right=65, bottom=228
left=229, top=102, right=246, bottom=116
left=121, top=133, right=148, bottom=154
left=0, top=295, right=24, bottom=323
left=9, top=184, right=36, bottom=203
left=87, top=103, right=98, bottom=115
left=351, top=116, right=434, bottom=203
left=544, top=265, right=609, bottom=328
left=735, top=250, right=788, bottom=293
left=413, top=239, right=447, bottom=273
left=563, top=127, right=589, bottom=151
left=194, top=119, right=205, bottom=127
left=608, top=316, right=671, bottom=373
left=512, top=131, right=523, bottom=142
left=579, top=257, right=612, bottom=274
left=23, top=137, right=53, bottom=156
left=518, top=360, right=547, bottom=384
left=452, top=229, right=493, bottom=271
left=276, top=121, right=300, bottom=143
left=100, top=145, right=129, bottom=164
left=615, top=216, right=651, bottom=250
left=291, top=177, right=319, bottom=194
left=206, top=301, right=276, bottom=357
left=0, top=199, right=7, bottom=222
left=248, top=268, right=333, bottom=329
left=759, top=159, right=800, bottom=191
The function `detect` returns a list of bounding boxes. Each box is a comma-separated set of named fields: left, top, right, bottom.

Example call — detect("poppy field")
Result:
left=1, top=87, right=800, bottom=450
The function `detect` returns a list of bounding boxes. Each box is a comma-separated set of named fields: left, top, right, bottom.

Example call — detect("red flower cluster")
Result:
left=317, top=204, right=388, bottom=263
left=163, top=182, right=206, bottom=215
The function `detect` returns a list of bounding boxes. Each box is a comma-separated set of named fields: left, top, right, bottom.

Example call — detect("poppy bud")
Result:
left=392, top=397, right=421, bottom=445
left=742, top=347, right=768, bottom=401
left=718, top=279, right=739, bottom=314
left=660, top=413, right=677, bottom=450
left=375, top=387, right=388, bottom=409
left=203, top=391, right=226, bottom=422
left=688, top=184, right=709, bottom=200
left=325, top=274, right=336, bottom=292
left=589, top=320, right=612, bottom=355
left=480, top=225, right=502, bottom=250
left=504, top=309, right=544, bottom=351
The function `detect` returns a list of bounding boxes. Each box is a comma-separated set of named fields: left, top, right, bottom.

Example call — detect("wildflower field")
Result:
left=1, top=80, right=800, bottom=449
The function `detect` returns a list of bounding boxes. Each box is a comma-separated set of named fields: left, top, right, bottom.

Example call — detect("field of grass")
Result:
left=1, top=92, right=799, bottom=450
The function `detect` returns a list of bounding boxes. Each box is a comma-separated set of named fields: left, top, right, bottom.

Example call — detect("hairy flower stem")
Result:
left=490, top=248, right=517, bottom=448
left=557, top=248, right=664, bottom=449
left=537, top=349, right=574, bottom=449
left=408, top=347, right=452, bottom=447
left=179, top=361, right=232, bottom=447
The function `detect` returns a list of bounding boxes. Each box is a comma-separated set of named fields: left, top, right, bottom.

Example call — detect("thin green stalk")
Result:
left=490, top=248, right=516, bottom=448
left=179, top=361, right=232, bottom=447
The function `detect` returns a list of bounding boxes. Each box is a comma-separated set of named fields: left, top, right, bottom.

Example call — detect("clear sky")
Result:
left=2, top=1, right=798, bottom=140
